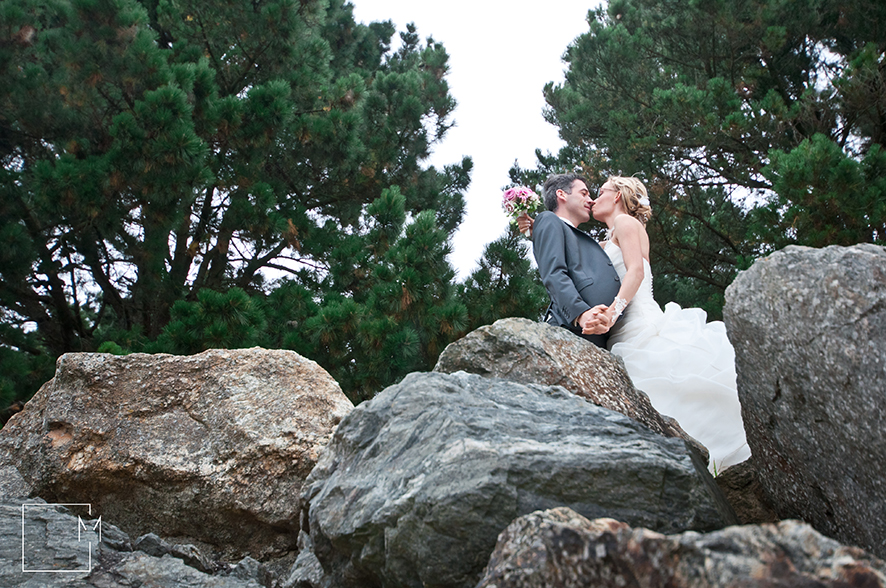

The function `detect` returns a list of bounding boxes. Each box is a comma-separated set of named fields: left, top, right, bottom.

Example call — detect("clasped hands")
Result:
left=577, top=305, right=616, bottom=335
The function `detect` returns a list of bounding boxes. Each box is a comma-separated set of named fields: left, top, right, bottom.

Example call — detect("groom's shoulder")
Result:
left=532, top=211, right=562, bottom=243
left=534, top=210, right=560, bottom=229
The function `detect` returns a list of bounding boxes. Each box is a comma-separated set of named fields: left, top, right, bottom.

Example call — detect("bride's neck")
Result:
left=605, top=211, right=627, bottom=231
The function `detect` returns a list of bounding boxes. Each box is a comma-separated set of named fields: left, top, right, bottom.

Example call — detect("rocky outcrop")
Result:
left=477, top=507, right=886, bottom=588
left=434, top=317, right=707, bottom=460
left=714, top=457, right=779, bottom=525
left=724, top=244, right=886, bottom=558
left=0, top=348, right=353, bottom=560
left=3, top=498, right=271, bottom=587
left=295, top=371, right=735, bottom=588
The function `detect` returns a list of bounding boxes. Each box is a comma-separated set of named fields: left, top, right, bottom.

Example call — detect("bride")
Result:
left=521, top=177, right=750, bottom=473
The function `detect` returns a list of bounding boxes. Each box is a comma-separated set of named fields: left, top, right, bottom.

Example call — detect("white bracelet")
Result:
left=611, top=297, right=628, bottom=323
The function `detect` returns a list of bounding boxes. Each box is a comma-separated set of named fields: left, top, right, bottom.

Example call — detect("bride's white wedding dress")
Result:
left=603, top=241, right=750, bottom=472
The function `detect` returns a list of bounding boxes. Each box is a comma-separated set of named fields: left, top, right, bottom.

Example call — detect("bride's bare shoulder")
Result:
left=614, top=214, right=644, bottom=231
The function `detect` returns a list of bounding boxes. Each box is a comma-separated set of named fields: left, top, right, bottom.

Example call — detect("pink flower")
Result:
left=501, top=186, right=541, bottom=229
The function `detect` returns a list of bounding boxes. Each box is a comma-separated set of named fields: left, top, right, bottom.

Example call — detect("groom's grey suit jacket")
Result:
left=532, top=210, right=621, bottom=347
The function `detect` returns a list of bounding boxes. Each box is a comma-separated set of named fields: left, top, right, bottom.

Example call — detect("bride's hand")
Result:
left=516, top=212, right=533, bottom=236
left=581, top=305, right=611, bottom=335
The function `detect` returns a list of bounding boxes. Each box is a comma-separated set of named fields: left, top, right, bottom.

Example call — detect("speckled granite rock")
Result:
left=477, top=507, right=886, bottom=587
left=714, top=458, right=778, bottom=525
left=0, top=348, right=352, bottom=559
left=725, top=244, right=886, bottom=558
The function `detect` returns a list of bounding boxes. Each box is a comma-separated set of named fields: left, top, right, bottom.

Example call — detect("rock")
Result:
left=434, top=317, right=709, bottom=461
left=282, top=531, right=325, bottom=588
left=133, top=532, right=216, bottom=573
left=0, top=464, right=29, bottom=499
left=724, top=244, right=886, bottom=557
left=714, top=458, right=779, bottom=525
left=477, top=507, right=886, bottom=588
left=0, top=347, right=353, bottom=560
left=90, top=553, right=264, bottom=588
left=230, top=556, right=277, bottom=588
left=297, top=371, right=735, bottom=588
left=2, top=498, right=267, bottom=587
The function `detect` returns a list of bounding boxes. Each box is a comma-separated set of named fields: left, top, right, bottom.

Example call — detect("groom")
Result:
left=532, top=173, right=621, bottom=347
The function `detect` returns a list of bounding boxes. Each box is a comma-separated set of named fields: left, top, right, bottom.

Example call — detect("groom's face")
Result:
left=558, top=179, right=592, bottom=224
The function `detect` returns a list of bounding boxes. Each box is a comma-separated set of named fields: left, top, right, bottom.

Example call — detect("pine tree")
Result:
left=302, top=188, right=468, bottom=403
left=0, top=0, right=471, bottom=409
left=153, top=288, right=266, bottom=355
left=459, top=229, right=549, bottom=332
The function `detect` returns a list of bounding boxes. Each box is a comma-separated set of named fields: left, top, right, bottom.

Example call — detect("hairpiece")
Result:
left=637, top=195, right=650, bottom=206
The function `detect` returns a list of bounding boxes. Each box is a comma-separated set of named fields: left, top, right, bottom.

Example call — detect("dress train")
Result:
left=604, top=242, right=750, bottom=472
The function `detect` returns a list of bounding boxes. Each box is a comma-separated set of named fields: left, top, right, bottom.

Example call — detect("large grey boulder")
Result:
left=2, top=498, right=270, bottom=587
left=477, top=507, right=886, bottom=588
left=295, top=371, right=735, bottom=588
left=434, top=317, right=707, bottom=459
left=724, top=244, right=886, bottom=558
left=0, top=348, right=353, bottom=560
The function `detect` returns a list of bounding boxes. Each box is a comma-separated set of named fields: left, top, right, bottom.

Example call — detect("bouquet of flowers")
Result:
left=501, top=186, right=541, bottom=235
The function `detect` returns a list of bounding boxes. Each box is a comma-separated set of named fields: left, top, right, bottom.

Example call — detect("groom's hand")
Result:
left=516, top=212, right=533, bottom=236
left=578, top=305, right=611, bottom=335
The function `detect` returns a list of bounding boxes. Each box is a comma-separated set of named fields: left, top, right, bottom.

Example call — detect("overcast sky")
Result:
left=350, top=1, right=603, bottom=278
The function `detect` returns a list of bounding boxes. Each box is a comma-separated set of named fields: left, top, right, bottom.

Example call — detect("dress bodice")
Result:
left=602, top=241, right=654, bottom=300
left=602, top=241, right=662, bottom=344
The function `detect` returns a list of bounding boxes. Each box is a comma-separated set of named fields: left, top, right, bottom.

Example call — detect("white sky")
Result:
left=350, top=0, right=603, bottom=278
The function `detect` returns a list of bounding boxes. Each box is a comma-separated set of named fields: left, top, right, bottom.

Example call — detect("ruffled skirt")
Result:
left=609, top=301, right=751, bottom=473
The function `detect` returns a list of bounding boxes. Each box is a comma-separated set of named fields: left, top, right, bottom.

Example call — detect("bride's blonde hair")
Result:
left=609, top=176, right=652, bottom=225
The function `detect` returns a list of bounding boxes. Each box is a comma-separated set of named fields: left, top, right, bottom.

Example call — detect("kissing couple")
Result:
left=519, top=173, right=750, bottom=473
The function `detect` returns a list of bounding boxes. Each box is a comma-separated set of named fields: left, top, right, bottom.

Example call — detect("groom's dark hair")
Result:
left=543, top=173, right=588, bottom=211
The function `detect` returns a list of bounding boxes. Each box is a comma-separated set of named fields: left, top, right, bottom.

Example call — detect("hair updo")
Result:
left=609, top=176, right=652, bottom=225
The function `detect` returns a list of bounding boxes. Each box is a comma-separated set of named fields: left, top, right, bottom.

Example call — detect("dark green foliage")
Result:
left=0, top=0, right=481, bottom=409
left=514, top=0, right=886, bottom=315
left=303, top=188, right=468, bottom=403
left=257, top=280, right=318, bottom=358
left=758, top=135, right=886, bottom=249
left=459, top=229, right=549, bottom=331
left=155, top=288, right=266, bottom=355
left=0, top=345, right=54, bottom=419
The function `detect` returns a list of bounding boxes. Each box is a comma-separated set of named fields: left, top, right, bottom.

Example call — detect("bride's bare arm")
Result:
left=584, top=215, right=646, bottom=331
left=608, top=216, right=646, bottom=320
